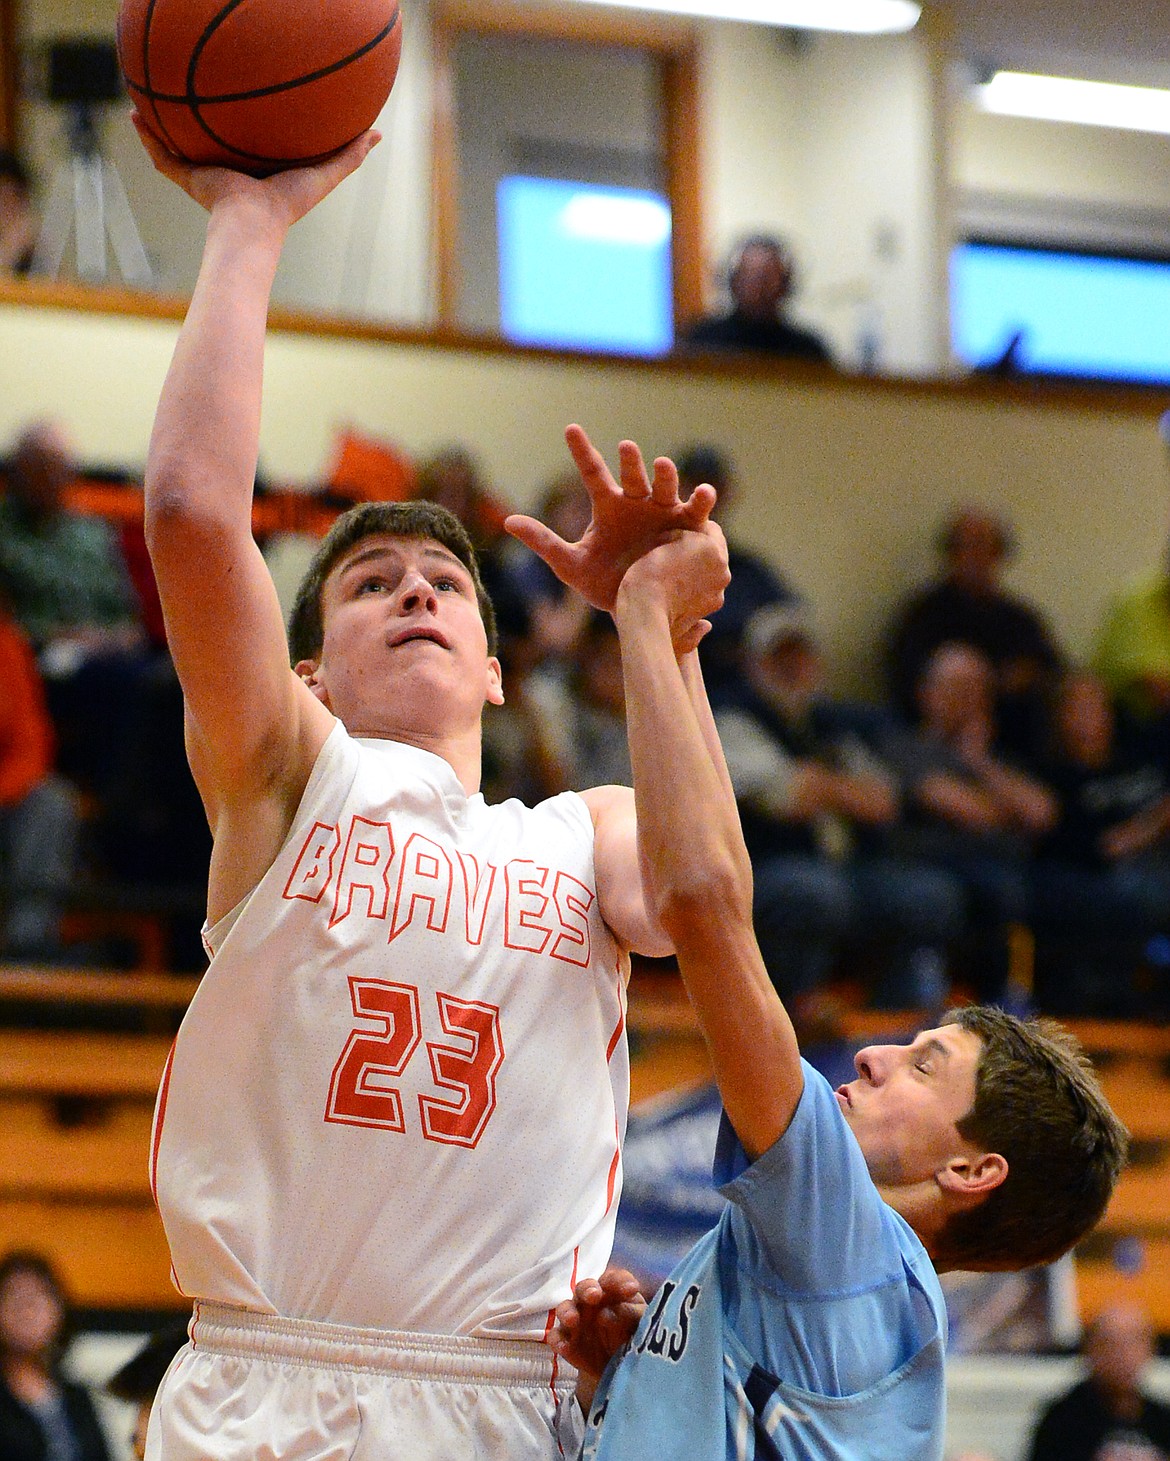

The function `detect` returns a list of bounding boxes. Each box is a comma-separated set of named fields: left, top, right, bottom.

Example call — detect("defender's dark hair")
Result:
left=935, top=1006, right=1128, bottom=1271
left=287, top=500, right=497, bottom=665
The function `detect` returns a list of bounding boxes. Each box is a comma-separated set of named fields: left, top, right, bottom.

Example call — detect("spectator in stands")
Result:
left=106, top=1322, right=188, bottom=1461
left=504, top=469, right=592, bottom=665
left=0, top=423, right=144, bottom=657
left=1031, top=670, right=1170, bottom=1015
left=0, top=602, right=79, bottom=964
left=0, top=1251, right=112, bottom=1461
left=887, top=506, right=1062, bottom=761
left=680, top=234, right=832, bottom=363
left=1095, top=539, right=1170, bottom=750
left=0, top=151, right=37, bottom=276
left=716, top=602, right=964, bottom=1014
left=0, top=424, right=208, bottom=966
left=0, top=421, right=147, bottom=789
left=478, top=592, right=567, bottom=808
left=413, top=445, right=510, bottom=556
left=529, top=609, right=632, bottom=792
left=883, top=643, right=1055, bottom=1000
left=1025, top=1302, right=1170, bottom=1461
left=675, top=443, right=799, bottom=706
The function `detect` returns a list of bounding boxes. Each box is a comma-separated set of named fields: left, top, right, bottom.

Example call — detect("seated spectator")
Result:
left=503, top=469, right=592, bottom=665
left=679, top=234, right=832, bottom=363
left=0, top=604, right=79, bottom=963
left=528, top=610, right=632, bottom=792
left=883, top=643, right=1055, bottom=1000
left=105, top=1322, right=188, bottom=1461
left=0, top=151, right=37, bottom=277
left=675, top=444, right=799, bottom=705
left=716, top=602, right=964, bottom=1013
left=0, top=425, right=209, bottom=965
left=887, top=506, right=1062, bottom=762
left=0, top=423, right=144, bottom=655
left=1031, top=671, right=1170, bottom=1015
left=412, top=445, right=510, bottom=556
left=478, top=594, right=566, bottom=808
left=1025, top=1302, right=1170, bottom=1461
left=0, top=1251, right=112, bottom=1461
left=1095, top=536, right=1170, bottom=751
left=0, top=423, right=148, bottom=793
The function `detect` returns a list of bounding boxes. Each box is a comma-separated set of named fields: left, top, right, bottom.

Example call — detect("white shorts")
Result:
left=146, top=1303, right=584, bottom=1461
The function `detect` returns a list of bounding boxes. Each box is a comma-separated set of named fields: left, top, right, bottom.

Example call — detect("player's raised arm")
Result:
left=516, top=426, right=718, bottom=954
left=613, top=530, right=804, bottom=1158
left=139, top=125, right=378, bottom=815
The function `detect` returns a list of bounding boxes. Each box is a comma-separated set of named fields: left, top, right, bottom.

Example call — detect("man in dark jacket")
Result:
left=1026, top=1303, right=1170, bottom=1461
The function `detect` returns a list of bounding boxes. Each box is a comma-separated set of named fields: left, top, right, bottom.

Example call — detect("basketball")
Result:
left=117, top=0, right=402, bottom=174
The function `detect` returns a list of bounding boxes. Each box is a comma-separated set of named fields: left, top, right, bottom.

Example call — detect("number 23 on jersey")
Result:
left=325, top=976, right=504, bottom=1149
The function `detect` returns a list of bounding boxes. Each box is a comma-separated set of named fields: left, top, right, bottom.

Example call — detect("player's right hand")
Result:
left=131, top=114, right=380, bottom=230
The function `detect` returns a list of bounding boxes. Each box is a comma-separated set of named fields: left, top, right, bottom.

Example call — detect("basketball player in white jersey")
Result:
left=130, top=121, right=723, bottom=1461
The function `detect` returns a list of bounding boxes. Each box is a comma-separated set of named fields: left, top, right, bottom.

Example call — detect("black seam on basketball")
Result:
left=139, top=0, right=186, bottom=159
left=176, top=3, right=400, bottom=104
left=126, top=0, right=398, bottom=166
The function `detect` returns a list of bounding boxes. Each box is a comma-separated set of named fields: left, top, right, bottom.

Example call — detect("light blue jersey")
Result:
left=583, top=1061, right=947, bottom=1460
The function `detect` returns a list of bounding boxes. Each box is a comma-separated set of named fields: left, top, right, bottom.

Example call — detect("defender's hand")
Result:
left=505, top=425, right=716, bottom=613
left=548, top=1268, right=647, bottom=1378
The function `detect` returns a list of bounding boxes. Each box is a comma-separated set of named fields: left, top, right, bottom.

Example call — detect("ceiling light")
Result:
left=974, top=71, right=1170, bottom=135
left=572, top=0, right=920, bottom=33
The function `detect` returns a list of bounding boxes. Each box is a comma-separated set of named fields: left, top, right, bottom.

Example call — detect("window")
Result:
left=951, top=239, right=1170, bottom=384
left=498, top=175, right=673, bottom=355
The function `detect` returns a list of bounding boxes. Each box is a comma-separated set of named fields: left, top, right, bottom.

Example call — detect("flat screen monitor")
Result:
left=951, top=239, right=1170, bottom=384
left=498, top=175, right=673, bottom=357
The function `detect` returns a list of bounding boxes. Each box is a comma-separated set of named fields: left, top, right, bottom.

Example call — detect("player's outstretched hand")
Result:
left=504, top=425, right=717, bottom=613
left=548, top=1268, right=647, bottom=1379
left=131, top=114, right=380, bottom=231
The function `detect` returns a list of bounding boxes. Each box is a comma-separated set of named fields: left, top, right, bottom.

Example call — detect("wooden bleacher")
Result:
left=1, top=963, right=1169, bottom=1323
left=0, top=967, right=196, bottom=1312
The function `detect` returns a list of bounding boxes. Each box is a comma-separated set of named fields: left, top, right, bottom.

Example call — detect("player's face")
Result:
left=306, top=535, right=503, bottom=735
left=834, top=1024, right=984, bottom=1190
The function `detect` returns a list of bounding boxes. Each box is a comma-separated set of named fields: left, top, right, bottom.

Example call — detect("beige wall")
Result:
left=3, top=287, right=1167, bottom=696
left=955, top=108, right=1170, bottom=216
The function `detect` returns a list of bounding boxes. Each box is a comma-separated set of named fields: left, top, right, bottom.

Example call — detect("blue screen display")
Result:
left=951, top=241, right=1170, bottom=383
left=497, top=175, right=674, bottom=357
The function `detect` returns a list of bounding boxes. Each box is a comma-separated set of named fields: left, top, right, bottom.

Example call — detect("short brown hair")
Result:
left=935, top=1006, right=1128, bottom=1271
left=287, top=500, right=498, bottom=665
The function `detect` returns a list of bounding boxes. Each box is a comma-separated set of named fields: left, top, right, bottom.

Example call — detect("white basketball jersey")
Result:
left=151, top=722, right=629, bottom=1339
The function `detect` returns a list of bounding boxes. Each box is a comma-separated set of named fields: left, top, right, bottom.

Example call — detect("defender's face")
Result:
left=305, top=534, right=502, bottom=733
left=835, top=1024, right=984, bottom=1189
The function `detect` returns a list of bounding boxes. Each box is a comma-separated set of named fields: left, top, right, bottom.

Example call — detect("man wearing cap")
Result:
left=674, top=445, right=797, bottom=707
left=715, top=604, right=963, bottom=1017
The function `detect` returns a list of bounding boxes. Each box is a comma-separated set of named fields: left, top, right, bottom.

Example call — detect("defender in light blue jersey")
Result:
left=514, top=444, right=1128, bottom=1461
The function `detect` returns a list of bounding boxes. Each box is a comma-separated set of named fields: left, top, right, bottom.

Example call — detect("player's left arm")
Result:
left=581, top=783, right=673, bottom=957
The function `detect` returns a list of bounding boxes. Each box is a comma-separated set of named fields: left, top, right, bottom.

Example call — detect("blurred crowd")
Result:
left=3, top=419, right=1170, bottom=1026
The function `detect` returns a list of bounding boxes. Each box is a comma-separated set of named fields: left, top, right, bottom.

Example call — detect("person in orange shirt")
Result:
left=0, top=606, right=79, bottom=962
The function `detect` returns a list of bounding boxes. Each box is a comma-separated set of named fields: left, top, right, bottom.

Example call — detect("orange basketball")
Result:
left=117, top=0, right=402, bottom=174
